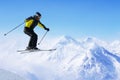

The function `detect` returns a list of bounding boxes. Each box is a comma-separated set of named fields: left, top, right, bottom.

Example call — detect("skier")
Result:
left=24, top=12, right=49, bottom=50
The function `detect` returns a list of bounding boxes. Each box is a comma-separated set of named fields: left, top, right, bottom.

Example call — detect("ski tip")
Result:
left=49, top=48, right=57, bottom=51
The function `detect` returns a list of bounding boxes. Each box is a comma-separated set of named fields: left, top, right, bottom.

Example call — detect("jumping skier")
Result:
left=24, top=12, right=49, bottom=50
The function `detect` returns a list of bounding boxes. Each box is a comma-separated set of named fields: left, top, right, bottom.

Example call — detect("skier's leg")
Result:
left=30, top=32, right=38, bottom=48
left=24, top=28, right=38, bottom=49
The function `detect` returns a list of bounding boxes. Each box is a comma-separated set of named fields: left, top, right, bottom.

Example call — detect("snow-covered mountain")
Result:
left=48, top=36, right=120, bottom=80
left=0, top=69, right=25, bottom=80
left=0, top=36, right=120, bottom=80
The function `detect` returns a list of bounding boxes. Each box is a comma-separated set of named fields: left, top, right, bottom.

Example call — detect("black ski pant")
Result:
left=24, top=27, right=38, bottom=48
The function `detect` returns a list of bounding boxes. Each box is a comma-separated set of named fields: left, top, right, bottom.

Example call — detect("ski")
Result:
left=17, top=48, right=56, bottom=54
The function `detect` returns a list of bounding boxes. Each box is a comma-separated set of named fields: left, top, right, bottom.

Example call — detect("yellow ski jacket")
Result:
left=25, top=16, right=45, bottom=30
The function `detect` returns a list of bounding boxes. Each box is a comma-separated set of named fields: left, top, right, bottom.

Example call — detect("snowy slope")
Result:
left=0, top=69, right=25, bottom=80
left=48, top=36, right=120, bottom=80
left=0, top=36, right=120, bottom=80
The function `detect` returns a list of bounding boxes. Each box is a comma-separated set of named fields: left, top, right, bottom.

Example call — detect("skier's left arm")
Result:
left=38, top=21, right=50, bottom=31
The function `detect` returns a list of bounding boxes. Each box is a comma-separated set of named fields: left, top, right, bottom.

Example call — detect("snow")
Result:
left=0, top=35, right=120, bottom=80
left=0, top=69, right=25, bottom=80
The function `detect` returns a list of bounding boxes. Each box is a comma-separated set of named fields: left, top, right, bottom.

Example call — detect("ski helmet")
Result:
left=35, top=12, right=41, bottom=17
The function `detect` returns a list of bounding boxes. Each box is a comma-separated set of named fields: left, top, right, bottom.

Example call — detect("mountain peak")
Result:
left=60, top=35, right=76, bottom=41
left=85, top=37, right=94, bottom=42
left=56, top=35, right=79, bottom=45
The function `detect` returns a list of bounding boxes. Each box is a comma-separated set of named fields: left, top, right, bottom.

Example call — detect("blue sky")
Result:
left=1, top=0, right=120, bottom=41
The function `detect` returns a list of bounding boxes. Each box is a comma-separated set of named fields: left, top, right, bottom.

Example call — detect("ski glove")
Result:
left=44, top=27, right=50, bottom=31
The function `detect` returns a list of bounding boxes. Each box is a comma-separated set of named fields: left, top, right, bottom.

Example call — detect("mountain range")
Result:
left=0, top=36, right=120, bottom=80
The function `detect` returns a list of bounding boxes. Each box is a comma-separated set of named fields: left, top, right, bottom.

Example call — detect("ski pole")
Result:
left=4, top=22, right=24, bottom=36
left=38, top=31, right=48, bottom=45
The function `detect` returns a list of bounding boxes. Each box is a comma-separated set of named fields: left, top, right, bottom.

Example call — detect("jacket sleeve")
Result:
left=38, top=21, right=46, bottom=29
